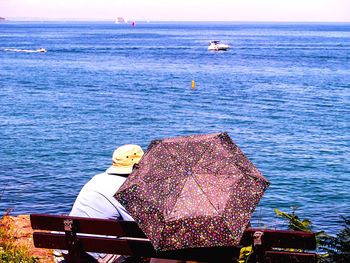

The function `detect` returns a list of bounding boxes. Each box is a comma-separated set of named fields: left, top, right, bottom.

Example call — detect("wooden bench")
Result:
left=30, top=214, right=317, bottom=263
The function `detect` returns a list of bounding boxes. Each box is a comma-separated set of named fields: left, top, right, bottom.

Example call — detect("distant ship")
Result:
left=0, top=17, right=6, bottom=21
left=115, top=17, right=127, bottom=23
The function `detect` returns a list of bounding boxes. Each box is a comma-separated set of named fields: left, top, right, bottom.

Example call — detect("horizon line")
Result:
left=2, top=17, right=350, bottom=23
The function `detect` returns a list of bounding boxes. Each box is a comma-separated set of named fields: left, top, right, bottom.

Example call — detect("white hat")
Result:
left=106, top=144, right=144, bottom=175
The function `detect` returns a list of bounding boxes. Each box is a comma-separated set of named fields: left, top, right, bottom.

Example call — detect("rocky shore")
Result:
left=0, top=214, right=54, bottom=262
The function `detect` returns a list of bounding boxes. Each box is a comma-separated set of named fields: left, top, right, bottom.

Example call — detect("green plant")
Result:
left=274, top=207, right=312, bottom=232
left=0, top=210, right=39, bottom=263
left=238, top=245, right=253, bottom=263
left=274, top=207, right=327, bottom=245
left=318, top=216, right=350, bottom=263
left=274, top=208, right=350, bottom=262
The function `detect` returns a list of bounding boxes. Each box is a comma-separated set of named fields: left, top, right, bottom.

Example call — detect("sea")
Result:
left=0, top=21, right=349, bottom=235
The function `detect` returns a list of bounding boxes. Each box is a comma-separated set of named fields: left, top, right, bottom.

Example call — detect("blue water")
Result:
left=1, top=22, right=349, bottom=235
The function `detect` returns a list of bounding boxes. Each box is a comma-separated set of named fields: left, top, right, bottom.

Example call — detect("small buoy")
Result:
left=191, top=80, right=195, bottom=89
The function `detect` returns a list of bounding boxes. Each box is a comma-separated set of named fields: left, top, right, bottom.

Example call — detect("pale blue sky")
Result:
left=1, top=0, right=349, bottom=22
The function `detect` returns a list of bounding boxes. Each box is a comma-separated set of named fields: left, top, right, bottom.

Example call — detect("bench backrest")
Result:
left=31, top=214, right=317, bottom=262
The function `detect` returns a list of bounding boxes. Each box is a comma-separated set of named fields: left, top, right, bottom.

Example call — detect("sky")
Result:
left=0, top=0, right=349, bottom=22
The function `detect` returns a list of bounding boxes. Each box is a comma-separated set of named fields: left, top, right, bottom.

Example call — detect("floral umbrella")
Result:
left=115, top=132, right=269, bottom=251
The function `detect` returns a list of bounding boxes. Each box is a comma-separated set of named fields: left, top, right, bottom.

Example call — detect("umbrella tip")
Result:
left=147, top=139, right=162, bottom=151
left=218, top=132, right=229, bottom=139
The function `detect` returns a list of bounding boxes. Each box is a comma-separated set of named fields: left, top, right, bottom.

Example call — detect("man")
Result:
left=67, top=144, right=144, bottom=262
left=70, top=144, right=144, bottom=220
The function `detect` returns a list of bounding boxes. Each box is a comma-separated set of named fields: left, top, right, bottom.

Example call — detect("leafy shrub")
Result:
left=274, top=207, right=312, bottom=232
left=0, top=210, right=39, bottom=263
left=318, top=216, right=350, bottom=263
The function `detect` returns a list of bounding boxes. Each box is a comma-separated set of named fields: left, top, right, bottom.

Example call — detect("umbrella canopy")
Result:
left=115, top=132, right=269, bottom=251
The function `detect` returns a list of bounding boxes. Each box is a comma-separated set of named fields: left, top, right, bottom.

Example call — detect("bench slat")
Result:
left=33, top=232, right=147, bottom=256
left=265, top=250, right=318, bottom=263
left=241, top=228, right=316, bottom=249
left=33, top=232, right=240, bottom=261
left=30, top=214, right=146, bottom=238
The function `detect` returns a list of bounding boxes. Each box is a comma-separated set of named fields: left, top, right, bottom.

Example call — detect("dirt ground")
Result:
left=1, top=214, right=54, bottom=262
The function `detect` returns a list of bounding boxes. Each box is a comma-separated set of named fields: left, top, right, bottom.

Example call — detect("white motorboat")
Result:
left=4, top=48, right=46, bottom=53
left=208, top=40, right=230, bottom=51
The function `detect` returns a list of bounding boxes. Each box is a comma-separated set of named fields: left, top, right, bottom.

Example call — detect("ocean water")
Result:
left=0, top=21, right=349, bottom=235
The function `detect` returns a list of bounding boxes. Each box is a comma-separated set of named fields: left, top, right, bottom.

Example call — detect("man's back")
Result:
left=70, top=172, right=133, bottom=221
